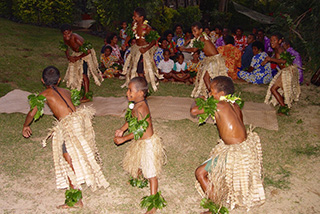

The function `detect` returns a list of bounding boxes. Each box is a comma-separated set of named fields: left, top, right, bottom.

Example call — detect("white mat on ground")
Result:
left=0, top=89, right=278, bottom=130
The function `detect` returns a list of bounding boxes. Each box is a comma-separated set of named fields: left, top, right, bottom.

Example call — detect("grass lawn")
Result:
left=0, top=18, right=320, bottom=213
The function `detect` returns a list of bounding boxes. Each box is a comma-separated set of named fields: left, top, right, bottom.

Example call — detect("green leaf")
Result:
left=296, top=119, right=303, bottom=124
left=64, top=189, right=82, bottom=207
left=200, top=198, right=229, bottom=214
left=58, top=40, right=68, bottom=52
left=280, top=51, right=295, bottom=67
left=125, top=23, right=134, bottom=38
left=145, top=30, right=160, bottom=43
left=193, top=39, right=204, bottom=50
left=141, top=191, right=167, bottom=210
left=28, top=94, right=47, bottom=121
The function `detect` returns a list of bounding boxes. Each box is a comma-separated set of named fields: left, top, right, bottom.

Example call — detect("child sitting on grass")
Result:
left=191, top=76, right=265, bottom=212
left=114, top=77, right=166, bottom=214
left=100, top=46, right=122, bottom=78
left=171, top=53, right=190, bottom=83
left=22, top=66, right=109, bottom=209
left=157, top=49, right=174, bottom=81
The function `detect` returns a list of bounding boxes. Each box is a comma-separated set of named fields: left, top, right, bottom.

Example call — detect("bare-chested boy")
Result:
left=191, top=76, right=265, bottom=212
left=180, top=22, right=227, bottom=98
left=22, top=66, right=109, bottom=208
left=114, top=77, right=166, bottom=214
left=262, top=33, right=300, bottom=109
left=60, top=24, right=103, bottom=102
left=121, top=7, right=162, bottom=91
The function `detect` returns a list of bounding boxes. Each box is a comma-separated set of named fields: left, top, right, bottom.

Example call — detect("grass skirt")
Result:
left=191, top=54, right=228, bottom=98
left=63, top=49, right=103, bottom=90
left=196, top=129, right=265, bottom=210
left=42, top=106, right=109, bottom=190
left=264, top=65, right=301, bottom=108
left=121, top=44, right=163, bottom=91
left=122, top=133, right=166, bottom=179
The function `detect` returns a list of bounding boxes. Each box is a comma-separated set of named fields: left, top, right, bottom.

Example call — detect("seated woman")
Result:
left=238, top=41, right=272, bottom=84
left=100, top=46, right=122, bottom=78
left=218, top=35, right=242, bottom=80
left=106, top=33, right=124, bottom=65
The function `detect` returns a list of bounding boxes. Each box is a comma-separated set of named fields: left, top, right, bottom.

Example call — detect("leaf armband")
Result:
left=79, top=41, right=93, bottom=54
left=280, top=51, right=295, bottom=67
left=195, top=96, right=219, bottom=125
left=65, top=189, right=82, bottom=207
left=28, top=94, right=47, bottom=121
left=58, top=40, right=68, bottom=52
left=141, top=191, right=167, bottom=211
left=145, top=30, right=160, bottom=43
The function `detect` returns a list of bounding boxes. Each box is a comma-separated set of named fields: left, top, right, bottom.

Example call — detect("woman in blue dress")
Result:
left=238, top=41, right=272, bottom=84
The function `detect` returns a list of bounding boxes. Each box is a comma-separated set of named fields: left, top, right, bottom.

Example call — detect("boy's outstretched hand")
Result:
left=115, top=129, right=124, bottom=137
left=114, top=136, right=126, bottom=145
left=22, top=126, right=32, bottom=138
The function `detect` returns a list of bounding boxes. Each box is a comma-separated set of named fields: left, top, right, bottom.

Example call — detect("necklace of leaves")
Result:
left=195, top=94, right=244, bottom=125
left=125, top=100, right=150, bottom=140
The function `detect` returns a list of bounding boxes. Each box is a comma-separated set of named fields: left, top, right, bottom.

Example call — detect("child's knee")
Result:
left=195, top=166, right=205, bottom=180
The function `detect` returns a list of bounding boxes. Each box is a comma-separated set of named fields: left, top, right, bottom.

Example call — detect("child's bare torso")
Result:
left=64, top=33, right=84, bottom=52
left=215, top=101, right=247, bottom=145
left=42, top=87, right=76, bottom=120
left=132, top=101, right=153, bottom=139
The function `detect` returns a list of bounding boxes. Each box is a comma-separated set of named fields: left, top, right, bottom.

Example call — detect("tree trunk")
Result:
left=218, top=0, right=228, bottom=12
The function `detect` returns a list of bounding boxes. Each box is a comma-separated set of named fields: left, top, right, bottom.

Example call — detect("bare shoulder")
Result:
left=135, top=102, right=150, bottom=118
left=73, top=33, right=84, bottom=44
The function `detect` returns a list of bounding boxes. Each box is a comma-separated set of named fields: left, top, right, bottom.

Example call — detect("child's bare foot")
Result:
left=145, top=207, right=157, bottom=214
left=57, top=200, right=83, bottom=209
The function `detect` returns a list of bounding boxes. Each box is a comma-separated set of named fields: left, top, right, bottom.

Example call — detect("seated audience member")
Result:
left=233, top=26, right=247, bottom=53
left=100, top=46, right=122, bottom=78
left=212, top=25, right=223, bottom=45
left=172, top=24, right=184, bottom=43
left=187, top=50, right=201, bottom=84
left=106, top=33, right=123, bottom=64
left=241, top=33, right=256, bottom=69
left=218, top=35, right=242, bottom=80
left=252, top=27, right=258, bottom=36
left=154, top=37, right=169, bottom=67
left=283, top=39, right=303, bottom=84
left=215, top=27, right=228, bottom=48
left=238, top=41, right=272, bottom=84
left=177, top=30, right=193, bottom=62
left=171, top=53, right=190, bottom=82
left=257, top=29, right=273, bottom=55
left=164, top=30, right=177, bottom=59
left=157, top=49, right=174, bottom=81
left=123, top=38, right=137, bottom=64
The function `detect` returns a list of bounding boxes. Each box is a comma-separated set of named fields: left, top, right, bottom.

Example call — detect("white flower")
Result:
left=129, top=102, right=135, bottom=109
